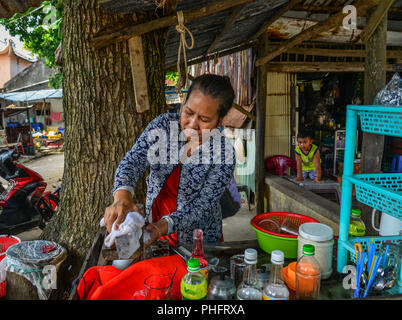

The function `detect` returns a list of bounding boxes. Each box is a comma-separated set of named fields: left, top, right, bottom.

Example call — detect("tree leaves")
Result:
left=0, top=0, right=63, bottom=88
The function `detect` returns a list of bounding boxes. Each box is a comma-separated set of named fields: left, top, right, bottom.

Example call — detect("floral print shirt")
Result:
left=113, top=112, right=236, bottom=244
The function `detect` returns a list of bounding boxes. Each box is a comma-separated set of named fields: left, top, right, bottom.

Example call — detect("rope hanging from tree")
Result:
left=175, top=10, right=194, bottom=93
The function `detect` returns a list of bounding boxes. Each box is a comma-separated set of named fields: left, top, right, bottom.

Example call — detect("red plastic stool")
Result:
left=265, top=155, right=297, bottom=177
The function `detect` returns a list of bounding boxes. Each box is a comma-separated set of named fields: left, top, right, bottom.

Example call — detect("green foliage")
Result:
left=0, top=0, right=63, bottom=88
left=166, top=71, right=178, bottom=85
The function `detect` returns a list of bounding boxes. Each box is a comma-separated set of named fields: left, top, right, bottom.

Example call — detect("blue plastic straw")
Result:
left=382, top=244, right=389, bottom=268
left=354, top=251, right=366, bottom=299
left=367, top=243, right=376, bottom=275
left=364, top=256, right=382, bottom=298
left=354, top=251, right=361, bottom=298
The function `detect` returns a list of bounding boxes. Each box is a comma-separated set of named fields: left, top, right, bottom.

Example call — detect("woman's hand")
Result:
left=103, top=190, right=142, bottom=234
left=143, top=219, right=168, bottom=248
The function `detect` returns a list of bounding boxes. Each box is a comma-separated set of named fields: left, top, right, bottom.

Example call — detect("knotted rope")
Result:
left=175, top=10, right=194, bottom=93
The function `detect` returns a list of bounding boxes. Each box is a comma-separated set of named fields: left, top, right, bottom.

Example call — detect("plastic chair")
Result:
left=265, top=155, right=297, bottom=177
left=391, top=155, right=402, bottom=173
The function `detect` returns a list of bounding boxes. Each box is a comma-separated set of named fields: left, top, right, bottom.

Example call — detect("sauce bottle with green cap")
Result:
left=295, top=244, right=321, bottom=300
left=348, top=208, right=366, bottom=237
left=180, top=258, right=208, bottom=300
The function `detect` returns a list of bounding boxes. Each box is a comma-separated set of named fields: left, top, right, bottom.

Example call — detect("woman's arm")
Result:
left=105, top=115, right=168, bottom=232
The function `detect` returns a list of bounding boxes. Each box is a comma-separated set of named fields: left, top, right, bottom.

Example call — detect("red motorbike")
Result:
left=0, top=148, right=60, bottom=234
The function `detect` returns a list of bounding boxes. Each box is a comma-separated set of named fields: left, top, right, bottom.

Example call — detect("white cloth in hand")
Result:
left=100, top=211, right=145, bottom=248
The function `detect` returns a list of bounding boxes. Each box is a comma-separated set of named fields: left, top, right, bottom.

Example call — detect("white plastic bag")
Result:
left=100, top=212, right=145, bottom=258
left=0, top=258, right=7, bottom=283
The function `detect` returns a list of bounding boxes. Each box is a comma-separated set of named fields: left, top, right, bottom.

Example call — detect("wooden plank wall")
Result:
left=264, top=72, right=296, bottom=159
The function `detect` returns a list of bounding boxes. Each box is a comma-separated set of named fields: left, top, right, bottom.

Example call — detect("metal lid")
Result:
left=299, top=223, right=334, bottom=242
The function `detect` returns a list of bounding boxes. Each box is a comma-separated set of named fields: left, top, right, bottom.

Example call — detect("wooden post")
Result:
left=360, top=7, right=388, bottom=235
left=128, top=36, right=150, bottom=113
left=255, top=32, right=269, bottom=215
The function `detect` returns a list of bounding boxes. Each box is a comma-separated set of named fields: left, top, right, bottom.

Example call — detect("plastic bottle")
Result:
left=191, top=229, right=209, bottom=280
left=348, top=208, right=366, bottom=237
left=236, top=248, right=262, bottom=300
left=295, top=244, right=321, bottom=300
left=180, top=258, right=208, bottom=300
left=262, top=250, right=289, bottom=300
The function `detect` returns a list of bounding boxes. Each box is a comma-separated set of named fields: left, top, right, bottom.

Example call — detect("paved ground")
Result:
left=15, top=152, right=257, bottom=242
left=15, top=152, right=64, bottom=241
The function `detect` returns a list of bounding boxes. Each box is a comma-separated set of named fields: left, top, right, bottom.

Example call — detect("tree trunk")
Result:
left=40, top=0, right=173, bottom=298
left=360, top=10, right=387, bottom=235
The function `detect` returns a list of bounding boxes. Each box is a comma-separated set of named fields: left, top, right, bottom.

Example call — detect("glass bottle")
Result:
left=295, top=244, right=321, bottom=300
left=180, top=258, right=208, bottom=300
left=348, top=208, right=366, bottom=237
left=236, top=248, right=262, bottom=300
left=191, top=229, right=209, bottom=280
left=262, top=250, right=289, bottom=300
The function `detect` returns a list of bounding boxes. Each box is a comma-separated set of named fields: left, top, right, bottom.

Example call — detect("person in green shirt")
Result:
left=294, top=129, right=323, bottom=183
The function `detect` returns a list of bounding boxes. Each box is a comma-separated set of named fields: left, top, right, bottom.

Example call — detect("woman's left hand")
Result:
left=143, top=219, right=169, bottom=248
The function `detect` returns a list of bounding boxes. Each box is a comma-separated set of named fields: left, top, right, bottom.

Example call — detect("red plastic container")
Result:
left=0, top=235, right=21, bottom=298
left=251, top=212, right=319, bottom=238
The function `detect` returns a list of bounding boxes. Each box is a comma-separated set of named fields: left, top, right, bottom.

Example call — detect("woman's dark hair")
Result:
left=185, top=74, right=235, bottom=119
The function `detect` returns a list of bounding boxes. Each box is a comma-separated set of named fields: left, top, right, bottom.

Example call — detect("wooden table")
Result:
left=69, top=229, right=402, bottom=300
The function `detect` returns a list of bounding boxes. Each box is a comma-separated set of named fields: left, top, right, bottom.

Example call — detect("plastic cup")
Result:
left=281, top=218, right=300, bottom=236
left=230, top=254, right=246, bottom=288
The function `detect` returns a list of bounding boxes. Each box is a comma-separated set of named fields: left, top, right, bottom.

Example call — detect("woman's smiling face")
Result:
left=180, top=89, right=222, bottom=141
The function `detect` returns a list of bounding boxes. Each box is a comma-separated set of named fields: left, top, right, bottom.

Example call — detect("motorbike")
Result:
left=0, top=147, right=60, bottom=235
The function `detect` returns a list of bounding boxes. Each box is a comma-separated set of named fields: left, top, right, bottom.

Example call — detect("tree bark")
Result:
left=40, top=0, right=172, bottom=299
left=360, top=10, right=387, bottom=235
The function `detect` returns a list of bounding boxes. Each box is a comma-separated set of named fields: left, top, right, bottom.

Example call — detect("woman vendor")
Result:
left=103, top=74, right=236, bottom=247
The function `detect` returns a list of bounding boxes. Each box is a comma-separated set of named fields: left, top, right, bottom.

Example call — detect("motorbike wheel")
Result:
left=47, top=193, right=60, bottom=211
left=38, top=194, right=60, bottom=229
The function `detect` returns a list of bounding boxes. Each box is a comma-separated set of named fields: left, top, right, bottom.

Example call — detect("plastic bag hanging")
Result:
left=373, top=73, right=402, bottom=107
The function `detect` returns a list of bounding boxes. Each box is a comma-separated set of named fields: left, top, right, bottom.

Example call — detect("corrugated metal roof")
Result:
left=99, top=0, right=402, bottom=68
left=0, top=89, right=62, bottom=102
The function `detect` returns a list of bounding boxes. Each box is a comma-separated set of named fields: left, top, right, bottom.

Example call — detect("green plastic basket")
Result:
left=250, top=212, right=319, bottom=259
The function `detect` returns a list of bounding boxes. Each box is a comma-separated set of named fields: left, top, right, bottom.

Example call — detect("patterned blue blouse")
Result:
left=113, top=112, right=236, bottom=244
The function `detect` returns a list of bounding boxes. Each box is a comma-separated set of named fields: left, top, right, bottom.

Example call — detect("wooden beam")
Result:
left=265, top=61, right=395, bottom=73
left=255, top=32, right=269, bottom=216
left=267, top=45, right=402, bottom=59
left=232, top=102, right=256, bottom=121
left=92, top=0, right=255, bottom=49
left=360, top=7, right=387, bottom=235
left=358, top=0, right=396, bottom=43
left=292, top=5, right=402, bottom=14
left=128, top=36, right=150, bottom=113
left=255, top=0, right=380, bottom=67
left=205, top=5, right=243, bottom=55
left=251, top=0, right=303, bottom=42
